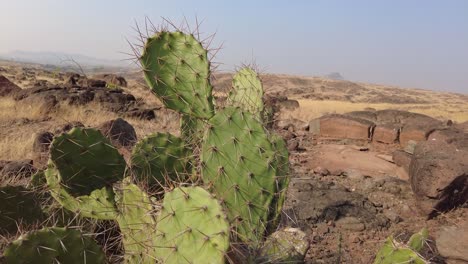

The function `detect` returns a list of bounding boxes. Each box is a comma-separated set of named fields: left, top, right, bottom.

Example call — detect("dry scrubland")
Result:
left=1, top=63, right=467, bottom=162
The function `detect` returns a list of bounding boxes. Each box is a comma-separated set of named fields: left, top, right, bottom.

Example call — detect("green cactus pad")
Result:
left=407, top=228, right=429, bottom=252
left=115, top=180, right=158, bottom=263
left=140, top=31, right=214, bottom=119
left=0, top=186, right=45, bottom=234
left=48, top=127, right=126, bottom=197
left=268, top=133, right=290, bottom=233
left=374, top=236, right=427, bottom=264
left=155, top=186, right=230, bottom=264
left=3, top=227, right=106, bottom=264
left=180, top=114, right=206, bottom=146
left=131, top=132, right=191, bottom=189
left=45, top=164, right=118, bottom=220
left=201, top=107, right=277, bottom=244
left=227, top=67, right=264, bottom=116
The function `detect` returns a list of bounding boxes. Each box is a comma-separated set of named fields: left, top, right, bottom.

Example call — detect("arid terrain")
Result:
left=1, top=59, right=467, bottom=263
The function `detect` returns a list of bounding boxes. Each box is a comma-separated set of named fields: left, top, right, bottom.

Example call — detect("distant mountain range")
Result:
left=0, top=50, right=134, bottom=68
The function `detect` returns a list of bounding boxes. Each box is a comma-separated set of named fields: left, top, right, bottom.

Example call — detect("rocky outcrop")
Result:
left=409, top=127, right=468, bottom=217
left=319, top=114, right=375, bottom=140
left=373, top=123, right=400, bottom=144
left=0, top=75, right=21, bottom=97
left=12, top=85, right=155, bottom=120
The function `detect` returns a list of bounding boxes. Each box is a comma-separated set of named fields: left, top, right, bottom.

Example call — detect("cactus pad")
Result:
left=155, top=186, right=230, bottom=264
left=374, top=235, right=427, bottom=264
left=0, top=186, right=44, bottom=234
left=140, top=31, right=214, bottom=119
left=3, top=227, right=106, bottom=264
left=201, top=107, right=277, bottom=244
left=48, top=127, right=126, bottom=197
left=115, top=180, right=158, bottom=263
left=227, top=67, right=264, bottom=116
left=131, top=132, right=191, bottom=189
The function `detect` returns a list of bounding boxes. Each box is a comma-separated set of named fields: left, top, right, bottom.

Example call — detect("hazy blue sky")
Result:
left=1, top=0, right=467, bottom=93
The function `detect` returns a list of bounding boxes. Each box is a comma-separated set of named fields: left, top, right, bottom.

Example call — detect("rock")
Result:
left=0, top=75, right=21, bottom=97
left=399, top=118, right=442, bottom=148
left=284, top=178, right=388, bottom=229
left=436, top=221, right=468, bottom=263
left=259, top=228, right=309, bottom=263
left=0, top=160, right=37, bottom=180
left=392, top=150, right=412, bottom=173
left=32, top=131, right=54, bottom=167
left=309, top=118, right=320, bottom=135
left=383, top=210, right=402, bottom=223
left=319, top=114, right=375, bottom=140
left=373, top=124, right=400, bottom=144
left=277, top=118, right=308, bottom=131
left=314, top=167, right=330, bottom=176
left=123, top=108, right=156, bottom=120
left=404, top=140, right=417, bottom=154
left=335, top=217, right=365, bottom=231
left=93, top=74, right=127, bottom=87
left=287, top=139, right=300, bottom=151
left=344, top=169, right=365, bottom=180
left=409, top=131, right=468, bottom=217
left=97, top=118, right=137, bottom=147
left=346, top=111, right=378, bottom=122
left=376, top=154, right=394, bottom=163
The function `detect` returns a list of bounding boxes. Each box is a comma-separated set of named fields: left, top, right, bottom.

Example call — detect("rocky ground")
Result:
left=0, top=61, right=467, bottom=263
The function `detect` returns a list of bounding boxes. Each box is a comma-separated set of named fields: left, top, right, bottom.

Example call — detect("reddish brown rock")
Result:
left=0, top=75, right=21, bottom=97
left=98, top=118, right=137, bottom=148
left=373, top=124, right=400, bottom=144
left=399, top=116, right=441, bottom=147
left=320, top=114, right=374, bottom=140
left=409, top=131, right=468, bottom=217
left=392, top=150, right=412, bottom=173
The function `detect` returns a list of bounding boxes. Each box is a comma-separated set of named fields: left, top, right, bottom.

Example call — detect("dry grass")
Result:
left=280, top=99, right=468, bottom=123
left=0, top=97, right=179, bottom=161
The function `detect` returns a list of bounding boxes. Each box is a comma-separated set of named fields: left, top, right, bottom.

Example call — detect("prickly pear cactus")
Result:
left=0, top=186, right=45, bottom=234
left=140, top=31, right=215, bottom=119
left=374, top=229, right=428, bottom=264
left=45, top=127, right=125, bottom=219
left=155, top=186, right=230, bottom=264
left=3, top=227, right=106, bottom=264
left=227, top=67, right=264, bottom=117
left=180, top=114, right=206, bottom=146
left=114, top=179, right=158, bottom=263
left=268, top=133, right=290, bottom=233
left=131, top=132, right=191, bottom=189
left=201, top=107, right=277, bottom=245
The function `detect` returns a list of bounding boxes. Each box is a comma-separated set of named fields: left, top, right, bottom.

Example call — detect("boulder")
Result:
left=399, top=116, right=441, bottom=148
left=436, top=221, right=468, bottom=263
left=259, top=228, right=309, bottom=263
left=32, top=131, right=54, bottom=167
left=346, top=110, right=377, bottom=122
left=98, top=118, right=137, bottom=147
left=373, top=124, right=400, bottom=144
left=409, top=129, right=468, bottom=217
left=309, top=118, right=320, bottom=135
left=0, top=75, right=21, bottom=97
left=319, top=114, right=375, bottom=140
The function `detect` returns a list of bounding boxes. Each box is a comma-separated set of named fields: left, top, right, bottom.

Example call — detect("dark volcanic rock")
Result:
left=98, top=118, right=137, bottom=147
left=0, top=75, right=21, bottom=97
left=284, top=178, right=389, bottom=230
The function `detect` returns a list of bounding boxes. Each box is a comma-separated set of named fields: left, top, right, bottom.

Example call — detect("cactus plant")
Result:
left=227, top=67, right=264, bottom=117
left=155, top=186, right=230, bottom=264
left=3, top=227, right=106, bottom=264
left=131, top=132, right=191, bottom=190
left=0, top=186, right=45, bottom=234
left=267, top=133, right=290, bottom=233
left=114, top=179, right=158, bottom=263
left=140, top=31, right=215, bottom=119
left=374, top=228, right=429, bottom=264
left=201, top=107, right=277, bottom=245
left=45, top=127, right=125, bottom=219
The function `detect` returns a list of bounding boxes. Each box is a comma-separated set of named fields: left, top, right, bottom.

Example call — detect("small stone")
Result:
left=314, top=167, right=330, bottom=176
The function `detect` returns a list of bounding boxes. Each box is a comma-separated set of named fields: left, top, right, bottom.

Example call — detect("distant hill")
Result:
left=0, top=50, right=133, bottom=68
left=324, top=72, right=345, bottom=80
